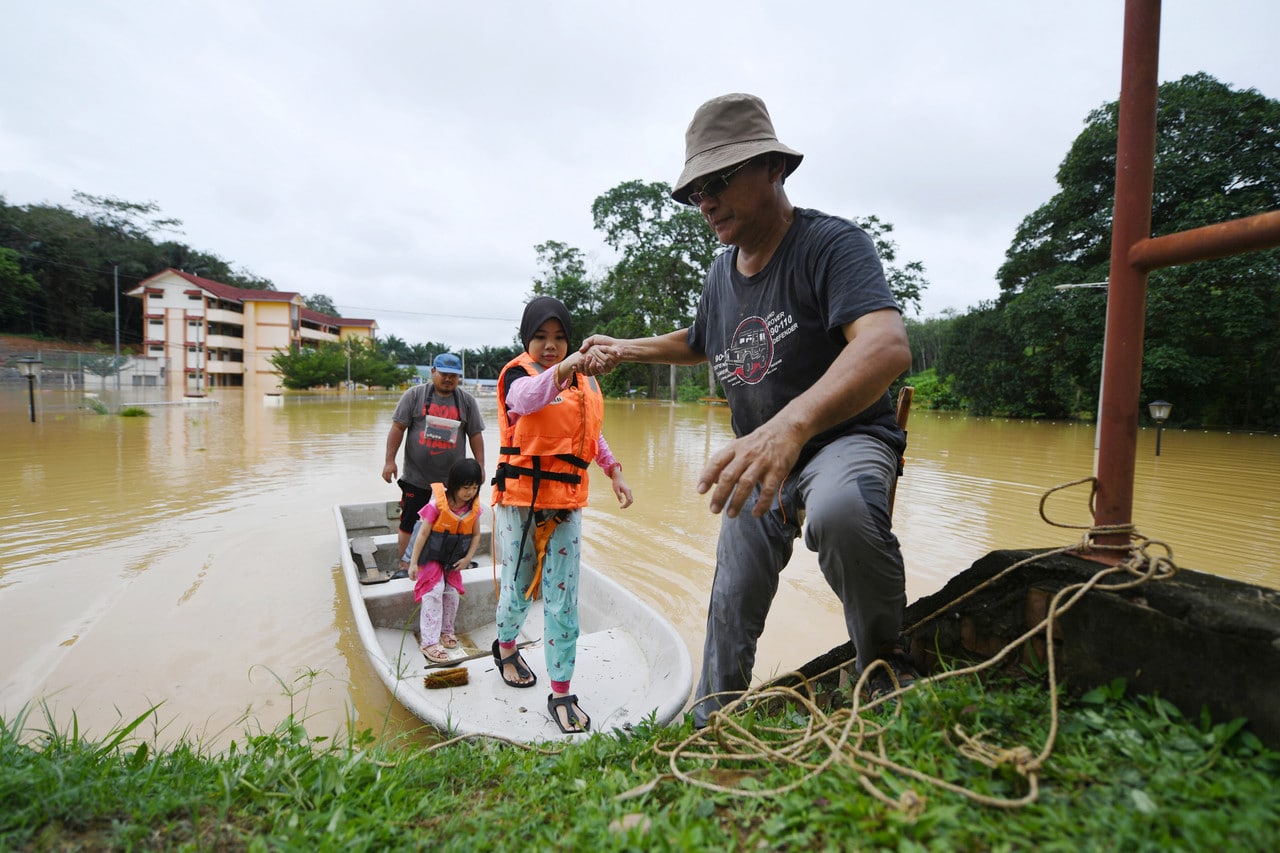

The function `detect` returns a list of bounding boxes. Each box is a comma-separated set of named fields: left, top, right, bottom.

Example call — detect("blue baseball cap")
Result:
left=433, top=352, right=463, bottom=374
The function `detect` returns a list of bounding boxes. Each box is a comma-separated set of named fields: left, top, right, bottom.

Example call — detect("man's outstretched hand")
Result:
left=579, top=335, right=621, bottom=376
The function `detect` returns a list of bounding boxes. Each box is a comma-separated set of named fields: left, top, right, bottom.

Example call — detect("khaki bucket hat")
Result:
left=672, top=93, right=804, bottom=204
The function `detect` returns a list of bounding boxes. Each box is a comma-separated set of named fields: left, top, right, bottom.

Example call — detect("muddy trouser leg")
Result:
left=796, top=433, right=907, bottom=673
left=692, top=488, right=797, bottom=728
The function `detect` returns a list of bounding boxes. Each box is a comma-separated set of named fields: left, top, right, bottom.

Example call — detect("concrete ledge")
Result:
left=798, top=549, right=1280, bottom=746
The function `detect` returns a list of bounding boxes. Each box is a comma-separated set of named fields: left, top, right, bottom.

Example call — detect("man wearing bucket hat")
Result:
left=582, top=93, right=918, bottom=724
left=383, top=352, right=486, bottom=576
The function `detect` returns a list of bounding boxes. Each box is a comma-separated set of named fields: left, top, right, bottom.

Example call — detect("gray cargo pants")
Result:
left=692, top=433, right=907, bottom=727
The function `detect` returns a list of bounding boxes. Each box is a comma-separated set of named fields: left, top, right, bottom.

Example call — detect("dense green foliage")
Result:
left=2, top=674, right=1275, bottom=850
left=955, top=73, right=1280, bottom=427
left=0, top=192, right=276, bottom=344
left=269, top=338, right=412, bottom=390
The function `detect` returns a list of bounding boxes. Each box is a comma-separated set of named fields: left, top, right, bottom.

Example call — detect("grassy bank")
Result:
left=2, top=670, right=1275, bottom=851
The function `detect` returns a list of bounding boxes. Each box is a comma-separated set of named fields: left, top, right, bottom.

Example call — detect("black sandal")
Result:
left=492, top=640, right=536, bottom=689
left=548, top=693, right=590, bottom=734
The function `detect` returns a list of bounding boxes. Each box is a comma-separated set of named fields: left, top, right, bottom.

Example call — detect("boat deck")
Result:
left=336, top=501, right=692, bottom=741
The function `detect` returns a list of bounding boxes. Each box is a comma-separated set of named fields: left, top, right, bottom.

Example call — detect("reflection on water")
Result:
left=1, top=386, right=1276, bottom=748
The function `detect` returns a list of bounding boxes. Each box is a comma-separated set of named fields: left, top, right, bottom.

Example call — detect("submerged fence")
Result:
left=1, top=349, right=167, bottom=390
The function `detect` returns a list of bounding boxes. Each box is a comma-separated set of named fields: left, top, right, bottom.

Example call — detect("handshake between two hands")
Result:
left=568, top=333, right=796, bottom=520
left=569, top=336, right=620, bottom=377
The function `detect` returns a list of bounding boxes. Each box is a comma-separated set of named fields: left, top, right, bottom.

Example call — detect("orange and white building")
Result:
left=127, top=269, right=377, bottom=395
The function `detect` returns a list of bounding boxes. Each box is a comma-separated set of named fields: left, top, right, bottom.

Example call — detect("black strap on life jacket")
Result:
left=491, top=450, right=589, bottom=600
left=421, top=528, right=471, bottom=568
left=491, top=447, right=589, bottom=494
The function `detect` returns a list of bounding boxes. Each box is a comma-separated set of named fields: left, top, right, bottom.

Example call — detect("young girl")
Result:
left=490, top=296, right=633, bottom=734
left=409, top=458, right=484, bottom=663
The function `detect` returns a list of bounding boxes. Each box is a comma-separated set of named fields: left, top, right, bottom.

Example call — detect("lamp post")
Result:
left=17, top=356, right=43, bottom=422
left=1148, top=399, right=1172, bottom=456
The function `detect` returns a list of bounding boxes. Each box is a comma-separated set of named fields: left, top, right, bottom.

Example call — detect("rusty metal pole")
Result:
left=1093, top=0, right=1162, bottom=552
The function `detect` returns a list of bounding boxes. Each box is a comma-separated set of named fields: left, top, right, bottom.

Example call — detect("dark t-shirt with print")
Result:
left=391, top=384, right=485, bottom=489
left=688, top=207, right=905, bottom=464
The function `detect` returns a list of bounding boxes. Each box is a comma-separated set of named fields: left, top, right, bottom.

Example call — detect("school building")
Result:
left=126, top=269, right=378, bottom=395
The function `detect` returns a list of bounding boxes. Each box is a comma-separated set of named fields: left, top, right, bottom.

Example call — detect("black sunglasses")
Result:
left=687, top=158, right=757, bottom=206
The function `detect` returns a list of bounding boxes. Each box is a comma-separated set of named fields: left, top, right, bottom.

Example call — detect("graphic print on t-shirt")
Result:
left=713, top=311, right=799, bottom=388
left=724, top=316, right=772, bottom=384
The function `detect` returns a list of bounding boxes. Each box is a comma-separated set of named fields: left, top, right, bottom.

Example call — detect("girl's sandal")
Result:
left=548, top=693, right=590, bottom=734
left=422, top=644, right=451, bottom=663
left=492, top=640, right=536, bottom=688
left=440, top=632, right=458, bottom=649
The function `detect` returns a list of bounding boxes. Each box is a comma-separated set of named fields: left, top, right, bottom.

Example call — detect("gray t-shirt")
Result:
left=391, top=384, right=485, bottom=489
left=688, top=207, right=905, bottom=462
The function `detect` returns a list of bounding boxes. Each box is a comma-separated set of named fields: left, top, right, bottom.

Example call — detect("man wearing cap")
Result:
left=582, top=93, right=917, bottom=724
left=383, top=352, right=486, bottom=574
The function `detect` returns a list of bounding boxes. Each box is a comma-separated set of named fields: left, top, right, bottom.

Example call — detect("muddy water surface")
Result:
left=2, top=386, right=1276, bottom=748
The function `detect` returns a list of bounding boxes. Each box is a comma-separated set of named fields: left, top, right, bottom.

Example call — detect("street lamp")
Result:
left=17, top=356, right=43, bottom=423
left=1148, top=399, right=1172, bottom=456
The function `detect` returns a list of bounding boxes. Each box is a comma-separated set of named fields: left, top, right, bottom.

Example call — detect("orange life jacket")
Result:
left=491, top=352, right=603, bottom=510
left=418, top=482, right=479, bottom=566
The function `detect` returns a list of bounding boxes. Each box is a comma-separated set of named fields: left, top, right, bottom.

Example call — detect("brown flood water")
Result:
left=2, top=386, right=1277, bottom=749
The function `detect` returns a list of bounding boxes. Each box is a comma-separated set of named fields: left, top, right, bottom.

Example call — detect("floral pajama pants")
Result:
left=493, top=504, right=583, bottom=683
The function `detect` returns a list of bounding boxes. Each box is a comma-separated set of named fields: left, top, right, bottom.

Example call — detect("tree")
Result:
left=591, top=181, right=721, bottom=336
left=938, top=301, right=1028, bottom=416
left=0, top=246, right=39, bottom=332
left=270, top=338, right=411, bottom=389
left=905, top=312, right=956, bottom=375
left=304, top=294, right=340, bottom=316
left=462, top=344, right=522, bottom=380
left=531, top=240, right=601, bottom=343
left=270, top=343, right=346, bottom=390
left=588, top=181, right=723, bottom=397
left=995, top=73, right=1280, bottom=427
left=853, top=215, right=926, bottom=316
left=346, top=338, right=412, bottom=388
left=72, top=191, right=183, bottom=240
left=82, top=350, right=130, bottom=380
left=379, top=334, right=411, bottom=363
left=0, top=192, right=277, bottom=346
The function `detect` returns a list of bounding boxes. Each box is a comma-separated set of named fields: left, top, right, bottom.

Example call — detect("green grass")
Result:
left=2, top=672, right=1275, bottom=851
left=117, top=406, right=151, bottom=417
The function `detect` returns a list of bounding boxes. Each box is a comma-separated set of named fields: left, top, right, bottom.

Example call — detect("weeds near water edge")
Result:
left=1, top=673, right=1276, bottom=851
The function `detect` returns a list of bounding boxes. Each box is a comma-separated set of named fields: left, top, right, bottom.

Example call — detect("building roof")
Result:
left=134, top=268, right=376, bottom=330
left=162, top=268, right=299, bottom=304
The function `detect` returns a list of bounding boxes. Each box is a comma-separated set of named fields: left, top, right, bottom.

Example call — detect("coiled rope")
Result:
left=618, top=476, right=1178, bottom=812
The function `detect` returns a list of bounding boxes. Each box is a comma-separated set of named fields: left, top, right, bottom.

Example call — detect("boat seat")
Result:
left=350, top=536, right=380, bottom=576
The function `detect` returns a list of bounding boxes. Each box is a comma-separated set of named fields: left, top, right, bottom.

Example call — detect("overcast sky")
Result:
left=4, top=1, right=1278, bottom=351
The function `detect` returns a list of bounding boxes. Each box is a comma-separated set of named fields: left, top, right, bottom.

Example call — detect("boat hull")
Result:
left=335, top=501, right=692, bottom=742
